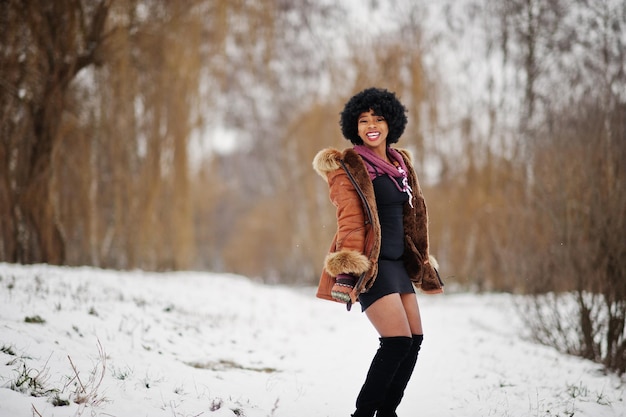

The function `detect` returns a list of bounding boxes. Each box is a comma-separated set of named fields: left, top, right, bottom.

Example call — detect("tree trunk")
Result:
left=17, top=84, right=66, bottom=264
left=0, top=145, right=17, bottom=261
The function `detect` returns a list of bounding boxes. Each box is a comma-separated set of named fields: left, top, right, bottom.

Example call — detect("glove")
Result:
left=331, top=274, right=357, bottom=303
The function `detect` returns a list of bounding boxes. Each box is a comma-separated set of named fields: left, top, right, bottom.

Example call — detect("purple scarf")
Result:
left=354, top=145, right=414, bottom=207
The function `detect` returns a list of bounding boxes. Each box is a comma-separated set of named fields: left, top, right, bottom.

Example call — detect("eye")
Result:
left=377, top=116, right=385, bottom=122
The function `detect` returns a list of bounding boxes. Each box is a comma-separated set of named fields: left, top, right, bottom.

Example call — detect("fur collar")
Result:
left=312, top=147, right=342, bottom=180
left=312, top=147, right=414, bottom=180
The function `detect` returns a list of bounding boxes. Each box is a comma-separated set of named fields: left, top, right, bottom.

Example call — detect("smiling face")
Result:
left=358, top=109, right=389, bottom=154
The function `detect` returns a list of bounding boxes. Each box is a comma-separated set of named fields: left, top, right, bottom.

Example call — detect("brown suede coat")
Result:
left=312, top=147, right=444, bottom=305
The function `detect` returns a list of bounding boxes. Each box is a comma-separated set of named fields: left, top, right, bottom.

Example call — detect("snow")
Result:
left=0, top=263, right=624, bottom=417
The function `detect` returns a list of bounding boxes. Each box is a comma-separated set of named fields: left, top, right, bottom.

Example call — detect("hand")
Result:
left=331, top=274, right=357, bottom=303
left=426, top=254, right=439, bottom=269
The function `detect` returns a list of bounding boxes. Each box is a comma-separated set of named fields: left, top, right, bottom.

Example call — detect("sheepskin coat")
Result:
left=313, top=147, right=444, bottom=304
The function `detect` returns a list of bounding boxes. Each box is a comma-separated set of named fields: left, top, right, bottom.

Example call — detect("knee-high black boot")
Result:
left=376, top=334, right=423, bottom=417
left=351, top=336, right=413, bottom=417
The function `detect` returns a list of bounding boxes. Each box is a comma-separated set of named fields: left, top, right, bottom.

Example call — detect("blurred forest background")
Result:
left=1, top=0, right=625, bottom=371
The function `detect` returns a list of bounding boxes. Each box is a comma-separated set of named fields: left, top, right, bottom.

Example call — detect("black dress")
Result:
left=358, top=174, right=415, bottom=311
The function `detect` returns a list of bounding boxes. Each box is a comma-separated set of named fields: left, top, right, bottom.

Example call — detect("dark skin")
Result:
left=357, top=110, right=423, bottom=337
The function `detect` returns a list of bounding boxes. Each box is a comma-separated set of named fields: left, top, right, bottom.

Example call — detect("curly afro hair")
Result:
left=340, top=87, right=408, bottom=145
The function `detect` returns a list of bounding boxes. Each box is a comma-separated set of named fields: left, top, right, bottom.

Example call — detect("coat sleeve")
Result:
left=323, top=169, right=371, bottom=277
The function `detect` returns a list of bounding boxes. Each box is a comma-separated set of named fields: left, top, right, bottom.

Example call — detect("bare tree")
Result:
left=483, top=0, right=626, bottom=373
left=0, top=0, right=111, bottom=264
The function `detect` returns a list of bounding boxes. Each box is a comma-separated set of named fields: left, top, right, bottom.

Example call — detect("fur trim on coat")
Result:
left=313, top=147, right=444, bottom=305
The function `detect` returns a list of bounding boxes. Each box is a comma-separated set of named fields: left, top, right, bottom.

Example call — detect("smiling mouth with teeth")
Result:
left=367, top=132, right=380, bottom=139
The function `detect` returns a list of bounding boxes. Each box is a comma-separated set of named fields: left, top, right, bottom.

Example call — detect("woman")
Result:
left=312, top=87, right=444, bottom=417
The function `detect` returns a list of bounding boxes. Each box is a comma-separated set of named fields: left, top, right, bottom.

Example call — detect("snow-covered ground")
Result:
left=0, top=263, right=623, bottom=417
